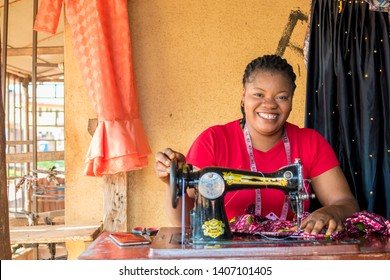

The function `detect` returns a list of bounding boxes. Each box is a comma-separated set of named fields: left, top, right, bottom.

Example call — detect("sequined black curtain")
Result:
left=305, top=0, right=390, bottom=219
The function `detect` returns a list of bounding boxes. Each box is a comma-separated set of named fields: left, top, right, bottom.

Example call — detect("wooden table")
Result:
left=11, top=224, right=102, bottom=260
left=78, top=227, right=390, bottom=260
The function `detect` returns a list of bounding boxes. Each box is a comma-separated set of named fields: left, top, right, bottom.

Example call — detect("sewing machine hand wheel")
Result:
left=170, top=158, right=180, bottom=209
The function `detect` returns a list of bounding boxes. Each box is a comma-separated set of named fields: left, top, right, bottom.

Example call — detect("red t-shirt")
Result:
left=186, top=119, right=339, bottom=221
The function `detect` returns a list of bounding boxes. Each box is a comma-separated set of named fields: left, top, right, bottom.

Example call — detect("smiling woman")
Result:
left=155, top=54, right=359, bottom=236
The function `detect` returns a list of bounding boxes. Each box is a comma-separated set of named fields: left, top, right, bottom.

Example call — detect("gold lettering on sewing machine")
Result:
left=222, top=172, right=288, bottom=187
left=202, top=218, right=225, bottom=238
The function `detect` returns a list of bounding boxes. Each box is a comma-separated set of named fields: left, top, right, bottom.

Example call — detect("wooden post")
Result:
left=103, top=172, right=128, bottom=232
left=0, top=47, right=12, bottom=261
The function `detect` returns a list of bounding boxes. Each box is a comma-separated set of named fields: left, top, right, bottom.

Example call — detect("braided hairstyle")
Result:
left=240, top=54, right=296, bottom=127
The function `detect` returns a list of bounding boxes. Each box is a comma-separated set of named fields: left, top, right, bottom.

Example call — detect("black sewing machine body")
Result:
left=170, top=159, right=313, bottom=244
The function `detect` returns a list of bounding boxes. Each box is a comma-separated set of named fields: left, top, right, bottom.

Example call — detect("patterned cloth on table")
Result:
left=230, top=206, right=390, bottom=240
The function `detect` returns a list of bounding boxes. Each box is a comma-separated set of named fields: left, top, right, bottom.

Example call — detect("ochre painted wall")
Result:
left=65, top=0, right=311, bottom=228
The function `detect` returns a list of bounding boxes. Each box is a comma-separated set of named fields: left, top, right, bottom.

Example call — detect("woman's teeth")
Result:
left=258, top=112, right=277, bottom=120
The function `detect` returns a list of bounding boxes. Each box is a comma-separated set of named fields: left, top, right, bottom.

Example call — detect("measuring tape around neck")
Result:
left=243, top=124, right=291, bottom=220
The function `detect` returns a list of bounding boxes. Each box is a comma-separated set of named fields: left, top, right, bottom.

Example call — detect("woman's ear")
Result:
left=241, top=87, right=246, bottom=101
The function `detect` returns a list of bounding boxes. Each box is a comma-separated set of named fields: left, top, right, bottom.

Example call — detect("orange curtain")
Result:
left=34, top=0, right=151, bottom=176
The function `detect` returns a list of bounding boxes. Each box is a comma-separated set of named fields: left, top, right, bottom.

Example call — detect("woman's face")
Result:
left=242, top=70, right=293, bottom=138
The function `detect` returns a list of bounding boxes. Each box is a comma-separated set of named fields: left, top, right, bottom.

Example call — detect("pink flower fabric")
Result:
left=230, top=207, right=390, bottom=240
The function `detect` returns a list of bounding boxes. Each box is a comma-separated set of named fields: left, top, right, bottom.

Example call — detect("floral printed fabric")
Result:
left=230, top=207, right=390, bottom=240
left=336, top=210, right=390, bottom=237
left=364, top=0, right=390, bottom=11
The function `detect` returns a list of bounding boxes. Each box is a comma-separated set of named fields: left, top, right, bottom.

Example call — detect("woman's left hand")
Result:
left=300, top=206, right=344, bottom=236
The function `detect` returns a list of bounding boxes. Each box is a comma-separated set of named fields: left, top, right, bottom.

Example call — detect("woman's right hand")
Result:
left=154, top=148, right=186, bottom=185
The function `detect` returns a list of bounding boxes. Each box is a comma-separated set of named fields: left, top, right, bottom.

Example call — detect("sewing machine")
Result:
left=169, top=158, right=314, bottom=245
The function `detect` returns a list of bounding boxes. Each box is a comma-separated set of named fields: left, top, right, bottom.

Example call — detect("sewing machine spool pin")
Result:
left=170, top=158, right=315, bottom=244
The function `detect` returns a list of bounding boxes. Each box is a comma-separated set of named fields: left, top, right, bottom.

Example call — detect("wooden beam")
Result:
left=6, top=140, right=34, bottom=145
left=6, top=151, right=64, bottom=163
left=4, top=66, right=30, bottom=79
left=36, top=62, right=61, bottom=68
left=10, top=224, right=102, bottom=244
left=5, top=46, right=64, bottom=56
left=10, top=224, right=102, bottom=260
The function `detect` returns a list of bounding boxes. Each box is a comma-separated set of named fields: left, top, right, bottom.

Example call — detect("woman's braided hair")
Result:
left=240, top=54, right=296, bottom=127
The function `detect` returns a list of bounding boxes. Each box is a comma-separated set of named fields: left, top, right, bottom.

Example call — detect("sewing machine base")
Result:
left=148, top=227, right=360, bottom=259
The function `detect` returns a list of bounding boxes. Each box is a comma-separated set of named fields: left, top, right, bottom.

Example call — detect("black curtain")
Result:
left=305, top=0, right=390, bottom=219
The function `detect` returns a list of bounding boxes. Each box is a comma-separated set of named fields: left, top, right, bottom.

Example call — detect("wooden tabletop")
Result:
left=78, top=228, right=390, bottom=260
left=10, top=224, right=102, bottom=244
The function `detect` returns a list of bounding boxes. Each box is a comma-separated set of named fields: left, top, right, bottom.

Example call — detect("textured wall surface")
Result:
left=65, top=0, right=311, bottom=228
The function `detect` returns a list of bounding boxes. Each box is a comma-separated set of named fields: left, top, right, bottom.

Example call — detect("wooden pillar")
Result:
left=103, top=172, right=128, bottom=232
left=0, top=46, right=12, bottom=261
